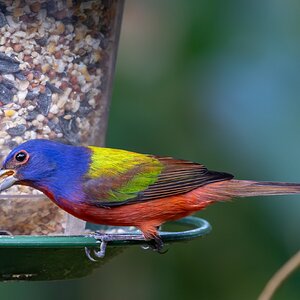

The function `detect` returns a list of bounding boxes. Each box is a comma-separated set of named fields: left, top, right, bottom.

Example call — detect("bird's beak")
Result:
left=0, top=169, right=18, bottom=192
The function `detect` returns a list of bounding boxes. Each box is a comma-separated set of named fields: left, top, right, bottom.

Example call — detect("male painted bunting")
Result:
left=1, top=139, right=300, bottom=257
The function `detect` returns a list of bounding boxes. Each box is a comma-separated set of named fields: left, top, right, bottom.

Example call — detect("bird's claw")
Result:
left=84, top=233, right=145, bottom=262
left=84, top=232, right=167, bottom=262
left=147, top=236, right=168, bottom=254
left=85, top=237, right=108, bottom=262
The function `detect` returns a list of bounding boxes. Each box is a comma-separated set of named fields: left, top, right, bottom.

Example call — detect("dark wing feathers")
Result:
left=84, top=156, right=233, bottom=207
left=134, top=157, right=233, bottom=202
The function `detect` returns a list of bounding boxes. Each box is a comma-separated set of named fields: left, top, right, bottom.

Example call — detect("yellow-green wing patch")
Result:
left=83, top=147, right=233, bottom=207
left=85, top=147, right=164, bottom=202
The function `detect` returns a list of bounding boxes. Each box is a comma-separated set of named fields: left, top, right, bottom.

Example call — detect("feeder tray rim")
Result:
left=0, top=216, right=211, bottom=248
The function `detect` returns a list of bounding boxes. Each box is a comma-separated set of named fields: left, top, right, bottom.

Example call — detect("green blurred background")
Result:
left=2, top=0, right=300, bottom=299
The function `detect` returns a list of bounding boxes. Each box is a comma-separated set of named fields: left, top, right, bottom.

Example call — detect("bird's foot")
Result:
left=85, top=236, right=108, bottom=262
left=84, top=233, right=146, bottom=261
left=147, top=235, right=168, bottom=254
left=84, top=232, right=168, bottom=261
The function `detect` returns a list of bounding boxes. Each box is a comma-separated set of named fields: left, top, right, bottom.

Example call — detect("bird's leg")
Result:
left=140, top=224, right=167, bottom=254
left=84, top=224, right=167, bottom=261
left=85, top=234, right=111, bottom=261
left=85, top=240, right=107, bottom=262
left=147, top=234, right=168, bottom=254
left=84, top=232, right=146, bottom=261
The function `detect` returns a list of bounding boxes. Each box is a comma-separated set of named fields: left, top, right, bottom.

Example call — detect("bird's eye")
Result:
left=15, top=151, right=28, bottom=163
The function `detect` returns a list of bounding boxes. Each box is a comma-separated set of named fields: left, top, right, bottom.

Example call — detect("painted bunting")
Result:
left=1, top=139, right=300, bottom=256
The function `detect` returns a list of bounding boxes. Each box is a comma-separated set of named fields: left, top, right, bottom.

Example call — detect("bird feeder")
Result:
left=0, top=0, right=212, bottom=281
left=0, top=0, right=124, bottom=235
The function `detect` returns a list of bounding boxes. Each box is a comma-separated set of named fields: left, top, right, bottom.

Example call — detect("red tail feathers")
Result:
left=204, top=179, right=300, bottom=199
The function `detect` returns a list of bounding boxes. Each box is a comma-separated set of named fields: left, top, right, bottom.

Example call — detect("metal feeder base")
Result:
left=0, top=216, right=211, bottom=281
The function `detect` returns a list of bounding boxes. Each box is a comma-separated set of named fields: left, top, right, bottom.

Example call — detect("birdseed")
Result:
left=0, top=0, right=120, bottom=235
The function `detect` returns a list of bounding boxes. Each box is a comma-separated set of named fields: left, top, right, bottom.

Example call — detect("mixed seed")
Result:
left=0, top=0, right=116, bottom=235
left=0, top=192, right=67, bottom=235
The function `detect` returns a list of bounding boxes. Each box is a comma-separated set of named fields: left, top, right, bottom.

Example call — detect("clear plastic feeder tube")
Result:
left=0, top=0, right=124, bottom=235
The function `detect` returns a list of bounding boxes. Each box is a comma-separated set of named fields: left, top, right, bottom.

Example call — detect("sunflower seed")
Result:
left=37, top=87, right=52, bottom=115
left=7, top=125, right=27, bottom=137
left=25, top=90, right=39, bottom=100
left=0, top=83, right=14, bottom=104
left=45, top=81, right=63, bottom=94
left=0, top=11, right=6, bottom=28
left=0, top=57, right=20, bottom=74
